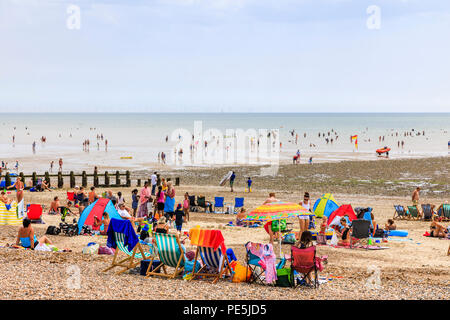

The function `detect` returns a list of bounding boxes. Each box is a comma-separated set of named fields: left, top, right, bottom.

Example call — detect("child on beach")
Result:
left=155, top=186, right=165, bottom=220
left=336, top=218, right=351, bottom=246
left=131, top=189, right=139, bottom=218
left=183, top=192, right=190, bottom=222
left=174, top=203, right=186, bottom=235
left=384, top=219, right=397, bottom=231
left=117, top=191, right=125, bottom=206
left=247, top=177, right=252, bottom=193
left=319, top=217, right=327, bottom=234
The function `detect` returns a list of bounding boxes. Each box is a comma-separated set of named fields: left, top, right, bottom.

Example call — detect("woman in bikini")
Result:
left=16, top=218, right=52, bottom=249
left=7, top=176, right=24, bottom=203
left=430, top=216, right=448, bottom=238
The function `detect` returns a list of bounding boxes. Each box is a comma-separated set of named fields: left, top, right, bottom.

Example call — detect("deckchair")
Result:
left=245, top=242, right=275, bottom=285
left=290, top=245, right=318, bottom=288
left=27, top=204, right=43, bottom=223
left=191, top=245, right=232, bottom=284
left=197, top=196, right=207, bottom=212
left=437, top=204, right=450, bottom=221
left=188, top=195, right=197, bottom=211
left=146, top=232, right=185, bottom=278
left=407, top=206, right=420, bottom=220
left=421, top=204, right=434, bottom=221
left=393, top=205, right=407, bottom=220
left=350, top=219, right=371, bottom=249
left=233, top=197, right=244, bottom=213
left=103, top=219, right=155, bottom=275
left=214, top=197, right=225, bottom=213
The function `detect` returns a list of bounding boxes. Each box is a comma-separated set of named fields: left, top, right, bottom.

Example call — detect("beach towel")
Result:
left=164, top=196, right=175, bottom=213
left=106, top=218, right=139, bottom=252
left=189, top=229, right=226, bottom=253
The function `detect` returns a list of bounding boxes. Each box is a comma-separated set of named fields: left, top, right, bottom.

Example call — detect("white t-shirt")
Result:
left=118, top=208, right=132, bottom=219
left=151, top=174, right=157, bottom=185
left=301, top=201, right=311, bottom=211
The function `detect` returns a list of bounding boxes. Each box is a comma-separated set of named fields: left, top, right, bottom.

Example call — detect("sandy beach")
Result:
left=0, top=157, right=449, bottom=300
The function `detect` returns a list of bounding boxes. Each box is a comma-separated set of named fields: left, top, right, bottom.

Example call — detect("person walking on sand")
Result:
left=230, top=171, right=236, bottom=192
left=412, top=187, right=422, bottom=218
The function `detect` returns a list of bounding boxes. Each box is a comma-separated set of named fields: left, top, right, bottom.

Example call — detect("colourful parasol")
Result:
left=242, top=201, right=310, bottom=222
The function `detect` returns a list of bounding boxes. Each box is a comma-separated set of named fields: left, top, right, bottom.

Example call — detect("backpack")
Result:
left=46, top=226, right=61, bottom=235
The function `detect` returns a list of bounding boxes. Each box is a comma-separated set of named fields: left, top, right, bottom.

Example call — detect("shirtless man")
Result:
left=49, top=196, right=60, bottom=214
left=263, top=192, right=279, bottom=205
left=412, top=187, right=422, bottom=218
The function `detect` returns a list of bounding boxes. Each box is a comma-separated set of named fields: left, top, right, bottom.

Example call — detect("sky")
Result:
left=0, top=0, right=450, bottom=113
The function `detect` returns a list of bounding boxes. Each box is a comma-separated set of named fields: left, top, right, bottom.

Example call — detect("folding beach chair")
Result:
left=244, top=242, right=275, bottom=285
left=407, top=206, right=420, bottom=220
left=233, top=197, right=244, bottom=213
left=196, top=196, right=207, bottom=213
left=350, top=219, right=371, bottom=249
left=192, top=245, right=232, bottom=284
left=27, top=204, right=43, bottom=223
left=421, top=204, right=434, bottom=221
left=393, top=205, right=407, bottom=220
left=66, top=192, right=75, bottom=201
left=188, top=195, right=197, bottom=211
left=214, top=197, right=225, bottom=213
left=103, top=219, right=155, bottom=275
left=146, top=232, right=185, bottom=279
left=290, top=245, right=318, bottom=288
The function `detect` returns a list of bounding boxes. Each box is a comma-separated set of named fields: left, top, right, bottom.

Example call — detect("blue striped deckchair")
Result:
left=191, top=245, right=231, bottom=284
left=393, top=205, right=407, bottom=220
left=146, top=233, right=185, bottom=278
left=103, top=225, right=155, bottom=275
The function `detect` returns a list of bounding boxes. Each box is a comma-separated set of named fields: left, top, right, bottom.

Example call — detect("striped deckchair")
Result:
left=103, top=222, right=154, bottom=275
left=437, top=204, right=450, bottom=221
left=393, top=205, right=407, bottom=220
left=407, top=206, right=420, bottom=220
left=146, top=232, right=185, bottom=278
left=421, top=204, right=434, bottom=221
left=191, top=246, right=231, bottom=284
left=0, top=201, right=21, bottom=226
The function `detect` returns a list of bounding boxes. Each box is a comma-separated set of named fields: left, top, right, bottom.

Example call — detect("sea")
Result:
left=0, top=113, right=449, bottom=173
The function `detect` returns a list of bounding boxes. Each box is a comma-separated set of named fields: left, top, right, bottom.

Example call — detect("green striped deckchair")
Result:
left=407, top=206, right=420, bottom=220
left=146, top=233, right=185, bottom=279
left=438, top=204, right=450, bottom=221
left=103, top=231, right=155, bottom=275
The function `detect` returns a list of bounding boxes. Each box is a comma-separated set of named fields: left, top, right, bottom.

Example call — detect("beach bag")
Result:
left=231, top=261, right=251, bottom=283
left=374, top=228, right=385, bottom=238
left=275, top=268, right=292, bottom=287
left=140, top=260, right=161, bottom=275
left=35, top=243, right=52, bottom=252
left=282, top=233, right=296, bottom=244
left=46, top=226, right=61, bottom=235
left=316, top=233, right=327, bottom=245
left=330, top=231, right=338, bottom=246
left=98, top=246, right=115, bottom=255
left=271, top=219, right=287, bottom=232
left=82, top=243, right=99, bottom=254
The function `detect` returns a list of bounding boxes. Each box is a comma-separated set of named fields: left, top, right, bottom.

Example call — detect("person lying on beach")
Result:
left=41, top=179, right=51, bottom=191
left=430, top=216, right=448, bottom=238
left=384, top=219, right=397, bottom=231
left=0, top=191, right=12, bottom=205
left=48, top=196, right=60, bottom=214
left=16, top=218, right=52, bottom=250
left=335, top=218, right=351, bottom=246
left=93, top=212, right=110, bottom=235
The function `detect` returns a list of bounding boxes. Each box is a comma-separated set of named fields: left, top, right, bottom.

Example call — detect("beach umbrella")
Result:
left=242, top=201, right=311, bottom=258
left=313, top=193, right=339, bottom=218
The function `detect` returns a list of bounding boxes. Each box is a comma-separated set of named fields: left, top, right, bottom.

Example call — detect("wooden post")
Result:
left=58, top=172, right=63, bottom=188
left=105, top=171, right=109, bottom=187
left=32, top=172, right=37, bottom=186
left=82, top=171, right=87, bottom=188
left=45, top=172, right=51, bottom=187
left=19, top=172, right=25, bottom=185
left=156, top=174, right=161, bottom=186
left=93, top=170, right=99, bottom=188
left=137, top=179, right=141, bottom=187
left=125, top=170, right=131, bottom=187
left=5, top=173, right=11, bottom=188
left=115, top=171, right=120, bottom=186
left=175, top=177, right=180, bottom=186
left=70, top=171, right=75, bottom=188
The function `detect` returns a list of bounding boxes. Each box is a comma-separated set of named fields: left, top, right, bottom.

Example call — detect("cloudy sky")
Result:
left=0, top=0, right=449, bottom=112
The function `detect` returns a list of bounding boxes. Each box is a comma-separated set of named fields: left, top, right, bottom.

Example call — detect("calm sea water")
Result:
left=0, top=113, right=448, bottom=173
